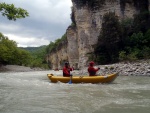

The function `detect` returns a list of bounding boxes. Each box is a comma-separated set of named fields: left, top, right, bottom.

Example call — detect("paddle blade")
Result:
left=68, top=80, right=72, bottom=84
left=68, top=75, right=72, bottom=84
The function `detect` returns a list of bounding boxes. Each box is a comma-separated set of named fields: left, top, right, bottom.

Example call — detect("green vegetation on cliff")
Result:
left=72, top=0, right=105, bottom=10
left=94, top=12, right=122, bottom=64
left=93, top=11, right=150, bottom=64
left=46, top=33, right=67, bottom=53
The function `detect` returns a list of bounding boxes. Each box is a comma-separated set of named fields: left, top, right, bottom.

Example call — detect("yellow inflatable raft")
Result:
left=47, top=73, right=118, bottom=84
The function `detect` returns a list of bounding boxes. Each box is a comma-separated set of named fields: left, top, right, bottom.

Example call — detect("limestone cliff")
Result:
left=46, top=0, right=150, bottom=69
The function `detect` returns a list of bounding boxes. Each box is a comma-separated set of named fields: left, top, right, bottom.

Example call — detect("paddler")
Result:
left=88, top=61, right=100, bottom=76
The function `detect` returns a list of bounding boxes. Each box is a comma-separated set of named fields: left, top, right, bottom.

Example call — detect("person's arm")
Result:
left=71, top=67, right=74, bottom=71
left=96, top=67, right=100, bottom=72
left=70, top=67, right=73, bottom=71
left=88, top=68, right=90, bottom=73
left=92, top=67, right=100, bottom=72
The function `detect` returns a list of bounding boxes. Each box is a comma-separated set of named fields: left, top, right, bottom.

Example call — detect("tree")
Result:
left=94, top=12, right=122, bottom=64
left=0, top=2, right=29, bottom=21
left=0, top=33, right=17, bottom=64
left=0, top=32, right=32, bottom=65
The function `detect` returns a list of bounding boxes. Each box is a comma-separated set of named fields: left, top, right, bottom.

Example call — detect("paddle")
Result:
left=68, top=74, right=73, bottom=84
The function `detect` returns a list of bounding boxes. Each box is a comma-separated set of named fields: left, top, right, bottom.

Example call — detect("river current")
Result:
left=0, top=70, right=150, bottom=113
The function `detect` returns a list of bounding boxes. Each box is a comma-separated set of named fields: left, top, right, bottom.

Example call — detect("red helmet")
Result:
left=89, top=61, right=95, bottom=65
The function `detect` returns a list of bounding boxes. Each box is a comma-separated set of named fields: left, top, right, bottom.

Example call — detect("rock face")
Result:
left=46, top=0, right=150, bottom=69
left=46, top=44, right=68, bottom=69
left=67, top=26, right=79, bottom=69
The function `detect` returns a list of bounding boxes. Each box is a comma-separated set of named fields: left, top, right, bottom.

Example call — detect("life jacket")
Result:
left=63, top=67, right=72, bottom=77
left=88, top=66, right=98, bottom=76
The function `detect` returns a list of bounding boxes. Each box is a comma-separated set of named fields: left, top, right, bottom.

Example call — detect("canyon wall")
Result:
left=46, top=0, right=150, bottom=69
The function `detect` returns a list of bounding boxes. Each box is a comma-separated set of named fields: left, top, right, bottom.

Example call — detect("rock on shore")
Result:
left=73, top=59, right=150, bottom=76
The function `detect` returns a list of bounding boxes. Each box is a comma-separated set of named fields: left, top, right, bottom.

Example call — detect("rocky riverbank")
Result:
left=73, top=59, right=150, bottom=76
left=0, top=59, right=150, bottom=76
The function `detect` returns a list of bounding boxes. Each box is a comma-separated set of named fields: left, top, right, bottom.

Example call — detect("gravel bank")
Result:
left=0, top=59, right=150, bottom=76
left=72, top=59, right=150, bottom=76
left=0, top=65, right=44, bottom=72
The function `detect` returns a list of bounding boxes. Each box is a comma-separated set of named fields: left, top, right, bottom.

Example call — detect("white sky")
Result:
left=0, top=0, right=72, bottom=47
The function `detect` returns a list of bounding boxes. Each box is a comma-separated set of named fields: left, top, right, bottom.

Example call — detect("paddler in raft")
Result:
left=63, top=62, right=73, bottom=77
left=88, top=61, right=100, bottom=76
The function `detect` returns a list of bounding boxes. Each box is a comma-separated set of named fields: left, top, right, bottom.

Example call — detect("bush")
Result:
left=141, top=46, right=150, bottom=59
left=119, top=51, right=127, bottom=61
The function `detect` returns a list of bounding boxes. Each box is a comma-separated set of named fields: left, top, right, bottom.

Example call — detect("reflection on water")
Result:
left=0, top=71, right=150, bottom=113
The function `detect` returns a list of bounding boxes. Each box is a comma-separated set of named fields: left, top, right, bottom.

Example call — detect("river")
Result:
left=0, top=71, right=150, bottom=113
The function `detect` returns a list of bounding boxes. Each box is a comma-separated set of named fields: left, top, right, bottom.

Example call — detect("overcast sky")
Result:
left=0, top=0, right=72, bottom=47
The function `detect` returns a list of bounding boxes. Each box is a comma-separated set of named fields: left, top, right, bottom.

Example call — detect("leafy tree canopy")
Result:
left=0, top=2, right=29, bottom=20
